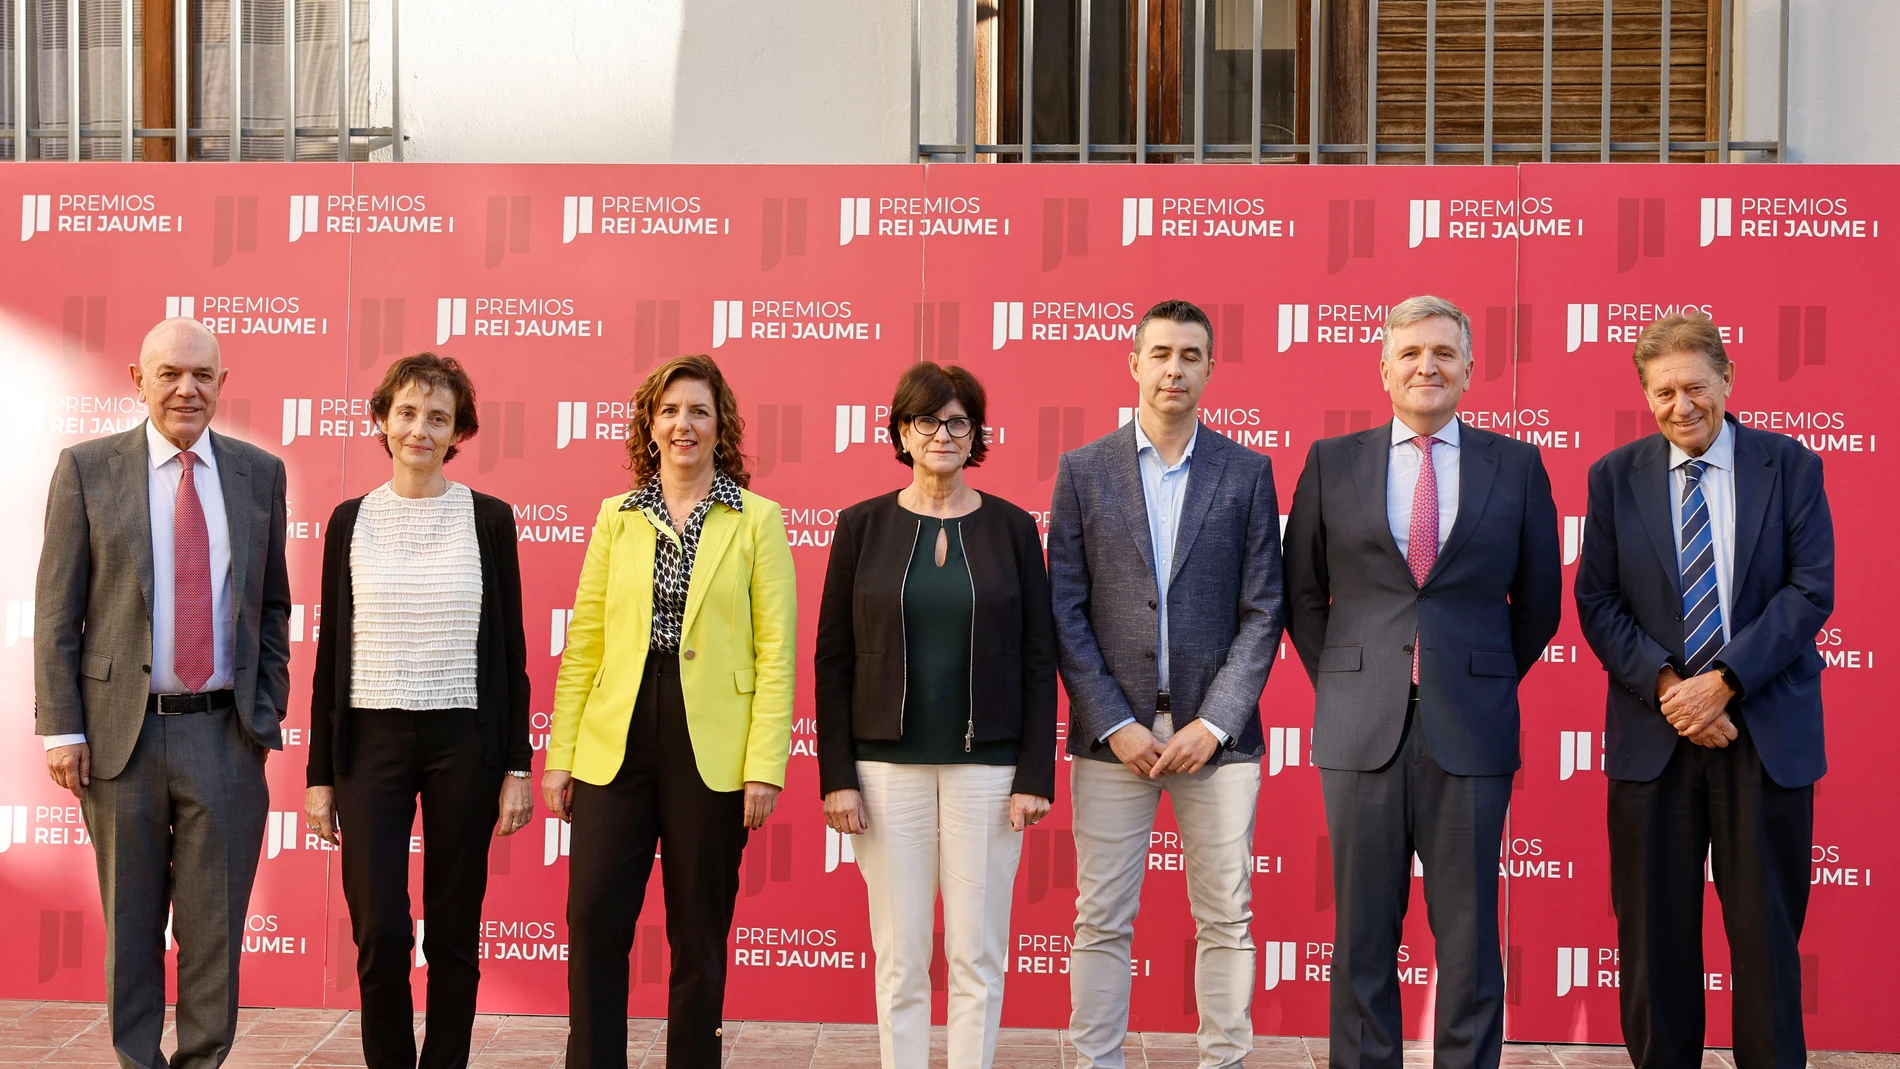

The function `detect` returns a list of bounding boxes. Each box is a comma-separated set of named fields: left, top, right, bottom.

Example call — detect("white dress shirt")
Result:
left=44, top=420, right=234, bottom=750
left=1387, top=415, right=1462, bottom=560
left=1102, top=419, right=1228, bottom=745
left=1669, top=420, right=1736, bottom=647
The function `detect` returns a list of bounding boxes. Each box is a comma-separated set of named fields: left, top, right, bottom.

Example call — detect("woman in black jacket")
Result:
left=815, top=361, right=1057, bottom=1069
left=303, top=353, right=532, bottom=1069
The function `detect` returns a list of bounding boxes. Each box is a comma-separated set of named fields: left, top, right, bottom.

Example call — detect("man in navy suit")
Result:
left=1283, top=295, right=1561, bottom=1069
left=1575, top=314, right=1832, bottom=1069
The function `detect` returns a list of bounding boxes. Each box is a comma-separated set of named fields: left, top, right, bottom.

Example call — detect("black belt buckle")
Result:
left=149, top=690, right=233, bottom=716
left=1156, top=691, right=1172, bottom=713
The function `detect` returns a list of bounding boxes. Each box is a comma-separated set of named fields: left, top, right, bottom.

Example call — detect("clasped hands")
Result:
left=1656, top=665, right=1738, bottom=748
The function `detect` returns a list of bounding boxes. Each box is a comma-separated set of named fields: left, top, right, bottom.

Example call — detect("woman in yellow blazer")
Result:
left=541, top=354, right=796, bottom=1069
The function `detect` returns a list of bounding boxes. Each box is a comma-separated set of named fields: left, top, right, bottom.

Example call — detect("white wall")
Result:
left=382, top=0, right=1895, bottom=166
left=392, top=0, right=913, bottom=164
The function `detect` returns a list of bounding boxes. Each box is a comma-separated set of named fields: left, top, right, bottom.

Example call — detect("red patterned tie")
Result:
left=1407, top=436, right=1440, bottom=685
left=174, top=451, right=213, bottom=692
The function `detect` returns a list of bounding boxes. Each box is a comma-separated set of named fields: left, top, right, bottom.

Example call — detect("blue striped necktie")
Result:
left=1679, top=459, right=1725, bottom=676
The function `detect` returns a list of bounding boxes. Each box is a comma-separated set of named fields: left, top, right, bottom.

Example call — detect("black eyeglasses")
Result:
left=910, top=415, right=975, bottom=439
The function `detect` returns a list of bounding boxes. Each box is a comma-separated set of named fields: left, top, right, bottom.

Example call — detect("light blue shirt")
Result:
left=1669, top=420, right=1736, bottom=646
left=1101, top=419, right=1227, bottom=744
left=1387, top=415, right=1462, bottom=560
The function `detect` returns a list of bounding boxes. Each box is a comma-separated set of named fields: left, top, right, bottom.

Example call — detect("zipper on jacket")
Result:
left=896, top=518, right=921, bottom=737
left=963, top=519, right=976, bottom=753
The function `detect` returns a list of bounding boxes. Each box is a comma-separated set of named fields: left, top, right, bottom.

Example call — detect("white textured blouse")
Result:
left=349, top=482, right=482, bottom=710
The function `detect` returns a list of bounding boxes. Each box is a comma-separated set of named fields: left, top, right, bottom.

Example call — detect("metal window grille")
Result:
left=917, top=0, right=1786, bottom=163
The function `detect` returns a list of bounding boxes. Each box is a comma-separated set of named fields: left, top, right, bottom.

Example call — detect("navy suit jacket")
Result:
left=1282, top=420, right=1562, bottom=776
left=1574, top=415, right=1833, bottom=788
left=1048, top=423, right=1285, bottom=763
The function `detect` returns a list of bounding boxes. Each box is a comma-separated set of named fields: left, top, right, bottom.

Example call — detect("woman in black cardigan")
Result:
left=815, top=361, right=1057, bottom=1069
left=304, top=353, right=531, bottom=1069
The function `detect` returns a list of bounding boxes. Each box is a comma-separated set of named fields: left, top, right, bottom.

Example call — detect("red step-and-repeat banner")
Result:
left=0, top=162, right=1892, bottom=1050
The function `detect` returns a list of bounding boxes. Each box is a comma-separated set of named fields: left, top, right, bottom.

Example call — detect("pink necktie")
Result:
left=1408, top=437, right=1440, bottom=685
left=174, top=451, right=213, bottom=692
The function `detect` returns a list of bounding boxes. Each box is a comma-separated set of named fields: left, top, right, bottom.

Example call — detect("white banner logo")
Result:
left=0, top=806, right=27, bottom=852
left=1277, top=304, right=1310, bottom=352
left=563, top=196, right=595, bottom=243
left=1565, top=304, right=1600, bottom=353
left=834, top=405, right=867, bottom=453
left=1121, top=198, right=1154, bottom=246
left=556, top=401, right=589, bottom=449
left=551, top=608, right=575, bottom=656
left=992, top=301, right=1024, bottom=351
left=544, top=817, right=572, bottom=866
left=1557, top=946, right=1591, bottom=996
left=165, top=296, right=196, bottom=320
left=1562, top=515, right=1587, bottom=566
left=281, top=399, right=313, bottom=445
left=1699, top=197, right=1733, bottom=247
left=436, top=298, right=468, bottom=345
left=1408, top=199, right=1442, bottom=248
left=1267, top=727, right=1304, bottom=777
left=20, top=194, right=51, bottom=241
left=288, top=195, right=320, bottom=242
left=824, top=827, right=858, bottom=873
left=1559, top=731, right=1597, bottom=781
left=265, top=811, right=301, bottom=859
left=1260, top=941, right=1298, bottom=990
left=712, top=299, right=744, bottom=348
left=839, top=197, right=871, bottom=245
left=5, top=600, right=34, bottom=647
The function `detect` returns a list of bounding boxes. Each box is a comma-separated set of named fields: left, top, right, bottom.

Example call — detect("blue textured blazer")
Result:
left=1048, top=422, right=1285, bottom=763
left=1574, top=415, right=1833, bottom=787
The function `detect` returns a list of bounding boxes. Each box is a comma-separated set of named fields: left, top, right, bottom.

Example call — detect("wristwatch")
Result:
left=506, top=770, right=530, bottom=779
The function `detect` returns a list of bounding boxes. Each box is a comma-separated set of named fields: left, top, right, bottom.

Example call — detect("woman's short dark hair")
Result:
left=888, top=361, right=988, bottom=469
left=369, top=353, right=479, bottom=463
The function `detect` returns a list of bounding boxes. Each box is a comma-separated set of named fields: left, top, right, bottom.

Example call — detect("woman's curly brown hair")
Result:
left=624, top=354, right=751, bottom=489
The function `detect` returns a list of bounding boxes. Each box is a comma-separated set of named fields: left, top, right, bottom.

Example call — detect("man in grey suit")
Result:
left=37, top=317, right=291, bottom=1069
left=1283, top=296, right=1561, bottom=1069
left=1049, top=299, right=1285, bottom=1069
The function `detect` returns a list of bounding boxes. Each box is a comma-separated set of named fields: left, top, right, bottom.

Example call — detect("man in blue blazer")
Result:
left=1575, top=314, right=1832, bottom=1069
left=1050, top=300, right=1284, bottom=1069
left=1283, top=295, right=1561, bottom=1069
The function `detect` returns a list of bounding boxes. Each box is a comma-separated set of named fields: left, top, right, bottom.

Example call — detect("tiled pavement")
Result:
left=0, top=1002, right=1891, bottom=1069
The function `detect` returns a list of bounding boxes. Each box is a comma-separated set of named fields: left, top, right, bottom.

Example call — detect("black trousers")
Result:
left=1609, top=719, right=1813, bottom=1069
left=566, top=653, right=748, bottom=1069
left=1319, top=701, right=1513, bottom=1069
left=334, top=709, right=503, bottom=1069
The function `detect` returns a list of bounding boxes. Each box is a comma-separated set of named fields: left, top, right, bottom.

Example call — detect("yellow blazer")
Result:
left=547, top=487, right=797, bottom=791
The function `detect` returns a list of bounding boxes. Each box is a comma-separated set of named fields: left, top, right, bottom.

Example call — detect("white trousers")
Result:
left=1068, top=749, right=1262, bottom=1069
left=854, top=761, right=1024, bottom=1069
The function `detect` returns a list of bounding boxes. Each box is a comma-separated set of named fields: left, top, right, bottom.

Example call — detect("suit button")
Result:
left=683, top=649, right=696, bottom=660
left=142, top=664, right=151, bottom=674
left=1148, top=599, right=1157, bottom=610
left=1403, top=644, right=1413, bottom=654
left=1416, top=594, right=1426, bottom=602
left=1144, top=650, right=1156, bottom=661
left=1674, top=612, right=1683, bottom=621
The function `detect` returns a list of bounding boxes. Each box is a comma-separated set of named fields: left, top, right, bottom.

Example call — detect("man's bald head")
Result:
left=139, top=317, right=221, bottom=371
left=130, top=317, right=227, bottom=450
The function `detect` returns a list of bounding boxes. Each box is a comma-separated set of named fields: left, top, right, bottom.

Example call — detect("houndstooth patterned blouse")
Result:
left=621, top=472, right=745, bottom=653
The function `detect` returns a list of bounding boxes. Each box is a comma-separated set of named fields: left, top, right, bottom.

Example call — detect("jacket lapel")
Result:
left=1630, top=436, right=1682, bottom=600
left=210, top=431, right=253, bottom=608
left=682, top=503, right=741, bottom=637
left=1427, top=428, right=1497, bottom=584
left=1168, top=437, right=1227, bottom=584
left=1349, top=422, right=1409, bottom=576
left=1728, top=421, right=1775, bottom=590
left=1109, top=422, right=1159, bottom=584
left=108, top=426, right=156, bottom=614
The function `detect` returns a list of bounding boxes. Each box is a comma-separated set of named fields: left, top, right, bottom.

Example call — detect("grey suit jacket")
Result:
left=1048, top=422, right=1285, bottom=762
left=35, top=423, right=292, bottom=779
left=1282, top=421, right=1562, bottom=776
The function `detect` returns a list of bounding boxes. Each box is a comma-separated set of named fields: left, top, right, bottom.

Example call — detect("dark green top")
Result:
left=856, top=507, right=1020, bottom=768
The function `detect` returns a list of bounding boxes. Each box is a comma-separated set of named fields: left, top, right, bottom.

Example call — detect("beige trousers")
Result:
left=854, top=761, right=1024, bottom=1069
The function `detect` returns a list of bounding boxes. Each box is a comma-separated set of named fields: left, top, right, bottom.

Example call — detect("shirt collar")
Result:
left=1390, top=415, right=1461, bottom=450
left=622, top=471, right=747, bottom=514
left=1668, top=418, right=1735, bottom=473
left=145, top=418, right=216, bottom=473
left=1132, top=417, right=1198, bottom=469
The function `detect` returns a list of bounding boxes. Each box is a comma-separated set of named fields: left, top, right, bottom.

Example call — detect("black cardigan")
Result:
left=306, top=489, right=532, bottom=786
left=814, top=491, right=1058, bottom=800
